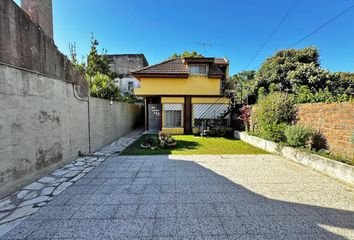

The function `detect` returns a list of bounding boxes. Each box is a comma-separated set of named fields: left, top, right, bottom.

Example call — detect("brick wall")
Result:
left=297, top=103, right=354, bottom=159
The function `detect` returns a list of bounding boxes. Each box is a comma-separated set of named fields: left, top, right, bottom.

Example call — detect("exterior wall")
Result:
left=0, top=64, right=143, bottom=197
left=114, top=76, right=140, bottom=93
left=135, top=76, right=221, bottom=96
left=0, top=64, right=89, bottom=197
left=108, top=55, right=148, bottom=75
left=89, top=98, right=143, bottom=151
left=297, top=103, right=354, bottom=159
left=21, top=0, right=53, bottom=39
left=0, top=0, right=88, bottom=97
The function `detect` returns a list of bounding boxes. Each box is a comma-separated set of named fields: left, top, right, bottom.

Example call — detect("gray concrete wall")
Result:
left=0, top=64, right=89, bottom=198
left=0, top=64, right=143, bottom=198
left=89, top=97, right=143, bottom=152
left=0, top=0, right=88, bottom=98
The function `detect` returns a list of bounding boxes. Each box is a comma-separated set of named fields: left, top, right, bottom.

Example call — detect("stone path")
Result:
left=1, top=152, right=354, bottom=239
left=0, top=128, right=143, bottom=237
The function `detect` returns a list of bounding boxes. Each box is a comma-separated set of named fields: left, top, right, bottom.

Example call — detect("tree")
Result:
left=235, top=47, right=354, bottom=103
left=232, top=70, right=256, bottom=104
left=69, top=42, right=85, bottom=74
left=69, top=35, right=125, bottom=102
left=86, top=36, right=111, bottom=78
left=169, top=51, right=204, bottom=59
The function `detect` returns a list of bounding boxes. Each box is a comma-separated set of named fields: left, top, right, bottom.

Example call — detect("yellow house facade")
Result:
left=132, top=57, right=230, bottom=134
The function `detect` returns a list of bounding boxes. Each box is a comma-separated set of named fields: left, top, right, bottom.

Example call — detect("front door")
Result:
left=148, top=104, right=161, bottom=131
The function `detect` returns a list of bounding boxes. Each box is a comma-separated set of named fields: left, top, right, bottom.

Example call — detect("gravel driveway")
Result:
left=2, top=154, right=354, bottom=239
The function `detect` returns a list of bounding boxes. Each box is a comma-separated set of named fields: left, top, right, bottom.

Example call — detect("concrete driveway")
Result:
left=2, top=154, right=354, bottom=239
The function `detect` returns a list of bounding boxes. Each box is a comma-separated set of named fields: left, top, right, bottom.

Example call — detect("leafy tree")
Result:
left=236, top=47, right=353, bottom=103
left=89, top=72, right=122, bottom=101
left=69, top=35, right=125, bottom=102
left=232, top=70, right=256, bottom=104
left=86, top=36, right=111, bottom=78
left=169, top=51, right=204, bottom=59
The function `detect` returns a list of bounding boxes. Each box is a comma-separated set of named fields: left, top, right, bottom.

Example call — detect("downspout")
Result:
left=72, top=84, right=91, bottom=153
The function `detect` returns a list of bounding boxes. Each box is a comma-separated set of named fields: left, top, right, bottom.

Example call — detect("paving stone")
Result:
left=71, top=205, right=118, bottom=219
left=16, top=190, right=30, bottom=199
left=0, top=206, right=38, bottom=224
left=0, top=199, right=15, bottom=211
left=23, top=182, right=44, bottom=190
left=53, top=181, right=73, bottom=196
left=37, top=176, right=56, bottom=183
left=19, top=196, right=50, bottom=207
left=23, top=191, right=38, bottom=200
left=114, top=204, right=139, bottom=219
left=52, top=169, right=72, bottom=176
left=40, top=187, right=55, bottom=196
left=0, top=217, right=31, bottom=238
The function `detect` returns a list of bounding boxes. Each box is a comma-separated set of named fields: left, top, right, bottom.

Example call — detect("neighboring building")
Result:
left=132, top=57, right=231, bottom=134
left=106, top=54, right=148, bottom=94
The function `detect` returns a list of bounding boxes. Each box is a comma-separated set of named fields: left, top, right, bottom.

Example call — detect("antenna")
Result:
left=198, top=42, right=212, bottom=55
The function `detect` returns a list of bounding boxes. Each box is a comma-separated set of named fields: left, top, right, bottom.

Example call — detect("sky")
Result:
left=14, top=0, right=354, bottom=75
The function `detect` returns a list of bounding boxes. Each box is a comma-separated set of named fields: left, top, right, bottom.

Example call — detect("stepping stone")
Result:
left=24, top=182, right=44, bottom=190
left=52, top=169, right=71, bottom=177
left=0, top=216, right=27, bottom=238
left=40, top=187, right=55, bottom=196
left=19, top=196, right=50, bottom=207
left=52, top=181, right=73, bottom=196
left=0, top=200, right=15, bottom=211
left=0, top=206, right=38, bottom=224
left=23, top=191, right=38, bottom=200
left=37, top=176, right=56, bottom=183
left=16, top=190, right=29, bottom=199
left=63, top=171, right=80, bottom=178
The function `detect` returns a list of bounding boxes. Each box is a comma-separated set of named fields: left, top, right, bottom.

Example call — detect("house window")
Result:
left=128, top=81, right=134, bottom=92
left=163, top=104, right=183, bottom=128
left=189, top=64, right=208, bottom=76
left=193, top=104, right=229, bottom=126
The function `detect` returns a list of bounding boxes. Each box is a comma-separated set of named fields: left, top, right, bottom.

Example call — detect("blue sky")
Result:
left=15, top=0, right=354, bottom=75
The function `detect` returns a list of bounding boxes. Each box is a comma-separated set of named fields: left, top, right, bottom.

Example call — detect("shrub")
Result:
left=311, top=130, right=328, bottom=150
left=238, top=105, right=251, bottom=131
left=285, top=125, right=315, bottom=148
left=252, top=92, right=296, bottom=142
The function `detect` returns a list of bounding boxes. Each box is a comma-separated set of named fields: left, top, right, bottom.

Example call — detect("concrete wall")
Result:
left=0, top=0, right=88, bottom=98
left=21, top=0, right=54, bottom=39
left=0, top=64, right=143, bottom=198
left=0, top=64, right=89, bottom=197
left=89, top=98, right=143, bottom=152
left=107, top=54, right=148, bottom=75
left=297, top=103, right=354, bottom=159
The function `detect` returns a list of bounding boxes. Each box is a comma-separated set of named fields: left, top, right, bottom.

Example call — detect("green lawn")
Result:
left=121, top=134, right=269, bottom=155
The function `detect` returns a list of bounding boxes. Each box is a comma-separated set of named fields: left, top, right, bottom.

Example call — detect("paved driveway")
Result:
left=2, top=154, right=354, bottom=239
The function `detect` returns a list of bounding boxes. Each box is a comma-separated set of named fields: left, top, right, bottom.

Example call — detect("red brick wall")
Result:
left=297, top=103, right=354, bottom=159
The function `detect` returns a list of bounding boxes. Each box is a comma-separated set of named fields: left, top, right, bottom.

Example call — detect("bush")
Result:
left=285, top=125, right=315, bottom=148
left=311, top=130, right=328, bottom=150
left=252, top=92, right=296, bottom=142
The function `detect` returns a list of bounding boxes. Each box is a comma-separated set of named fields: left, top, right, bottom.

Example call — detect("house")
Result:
left=132, top=57, right=232, bottom=134
left=107, top=54, right=148, bottom=94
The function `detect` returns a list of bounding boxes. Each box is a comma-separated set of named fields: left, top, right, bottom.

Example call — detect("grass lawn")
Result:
left=121, top=134, right=269, bottom=155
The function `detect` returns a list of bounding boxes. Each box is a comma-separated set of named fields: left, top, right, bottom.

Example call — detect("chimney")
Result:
left=21, top=0, right=53, bottom=39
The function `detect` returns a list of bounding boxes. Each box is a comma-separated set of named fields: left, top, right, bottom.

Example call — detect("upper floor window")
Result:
left=128, top=81, right=134, bottom=92
left=189, top=64, right=208, bottom=76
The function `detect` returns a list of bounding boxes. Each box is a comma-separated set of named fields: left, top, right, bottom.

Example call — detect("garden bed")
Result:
left=235, top=131, right=354, bottom=186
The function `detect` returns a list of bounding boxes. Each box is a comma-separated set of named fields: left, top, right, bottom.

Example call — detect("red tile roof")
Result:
left=132, top=57, right=228, bottom=78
